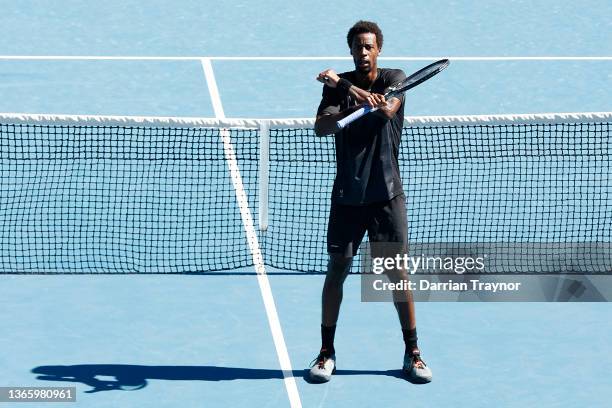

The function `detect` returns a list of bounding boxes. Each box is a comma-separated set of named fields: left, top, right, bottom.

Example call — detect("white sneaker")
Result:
left=308, top=351, right=336, bottom=383
left=403, top=350, right=432, bottom=383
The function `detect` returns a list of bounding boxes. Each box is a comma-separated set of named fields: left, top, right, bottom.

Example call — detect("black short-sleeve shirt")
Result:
left=317, top=68, right=406, bottom=205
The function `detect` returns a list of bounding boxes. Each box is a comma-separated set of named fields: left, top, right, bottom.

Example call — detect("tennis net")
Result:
left=0, top=112, right=610, bottom=274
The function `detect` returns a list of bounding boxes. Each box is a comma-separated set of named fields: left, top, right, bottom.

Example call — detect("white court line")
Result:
left=200, top=58, right=303, bottom=408
left=0, top=55, right=611, bottom=61
left=201, top=59, right=225, bottom=118
left=210, top=56, right=612, bottom=61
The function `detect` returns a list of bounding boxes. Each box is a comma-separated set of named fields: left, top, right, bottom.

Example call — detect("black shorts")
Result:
left=327, top=193, right=408, bottom=258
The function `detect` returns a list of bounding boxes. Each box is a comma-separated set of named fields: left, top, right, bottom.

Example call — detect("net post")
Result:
left=259, top=120, right=270, bottom=231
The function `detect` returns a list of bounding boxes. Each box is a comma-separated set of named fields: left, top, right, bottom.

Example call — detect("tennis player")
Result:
left=309, top=20, right=432, bottom=384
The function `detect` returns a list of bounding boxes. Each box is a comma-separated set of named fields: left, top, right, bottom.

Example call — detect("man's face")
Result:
left=350, top=32, right=380, bottom=74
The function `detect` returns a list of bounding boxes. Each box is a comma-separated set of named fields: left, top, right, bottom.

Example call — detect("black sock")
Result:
left=321, top=324, right=336, bottom=356
left=402, top=327, right=418, bottom=354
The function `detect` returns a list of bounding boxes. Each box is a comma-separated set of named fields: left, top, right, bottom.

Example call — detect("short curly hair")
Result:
left=346, top=20, right=383, bottom=50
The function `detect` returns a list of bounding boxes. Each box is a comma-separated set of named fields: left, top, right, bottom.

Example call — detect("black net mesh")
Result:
left=0, top=120, right=610, bottom=274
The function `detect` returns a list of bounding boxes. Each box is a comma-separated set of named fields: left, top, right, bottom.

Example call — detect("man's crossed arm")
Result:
left=314, top=69, right=402, bottom=136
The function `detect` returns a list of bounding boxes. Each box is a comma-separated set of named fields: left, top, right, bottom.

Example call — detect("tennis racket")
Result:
left=335, top=59, right=449, bottom=130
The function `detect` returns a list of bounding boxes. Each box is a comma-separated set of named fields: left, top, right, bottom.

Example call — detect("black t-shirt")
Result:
left=316, top=68, right=406, bottom=205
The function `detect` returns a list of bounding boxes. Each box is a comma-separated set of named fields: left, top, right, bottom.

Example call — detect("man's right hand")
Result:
left=317, top=69, right=340, bottom=88
left=364, top=93, right=387, bottom=109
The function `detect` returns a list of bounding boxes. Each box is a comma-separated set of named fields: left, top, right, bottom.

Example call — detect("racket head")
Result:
left=385, top=59, right=449, bottom=97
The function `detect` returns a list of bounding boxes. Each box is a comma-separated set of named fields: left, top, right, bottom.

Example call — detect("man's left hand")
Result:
left=317, top=69, right=340, bottom=87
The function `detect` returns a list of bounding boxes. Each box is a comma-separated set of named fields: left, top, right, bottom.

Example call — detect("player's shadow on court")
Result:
left=32, top=364, right=407, bottom=392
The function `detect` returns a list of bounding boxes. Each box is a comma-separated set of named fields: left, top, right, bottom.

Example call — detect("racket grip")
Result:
left=336, top=106, right=372, bottom=130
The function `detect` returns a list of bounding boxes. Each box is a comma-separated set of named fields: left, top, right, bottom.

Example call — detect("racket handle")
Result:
left=336, top=106, right=372, bottom=130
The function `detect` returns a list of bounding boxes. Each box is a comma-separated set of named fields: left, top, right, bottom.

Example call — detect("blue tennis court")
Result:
left=1, top=1, right=611, bottom=407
